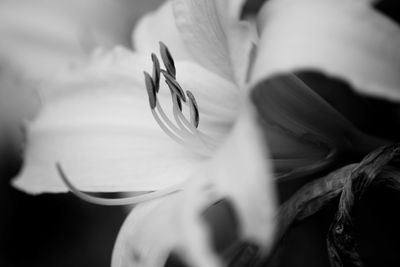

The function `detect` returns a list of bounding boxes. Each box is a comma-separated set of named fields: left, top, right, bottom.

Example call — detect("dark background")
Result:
left=0, top=156, right=126, bottom=267
left=2, top=145, right=400, bottom=267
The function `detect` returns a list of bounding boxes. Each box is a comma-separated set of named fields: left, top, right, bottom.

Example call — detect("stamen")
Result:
left=144, top=42, right=217, bottom=156
left=186, top=90, right=200, bottom=128
left=171, top=90, right=182, bottom=111
left=151, top=53, right=161, bottom=92
left=168, top=91, right=213, bottom=143
left=143, top=71, right=157, bottom=109
left=162, top=70, right=186, bottom=102
left=169, top=92, right=217, bottom=150
left=171, top=94, right=197, bottom=137
left=155, top=100, right=192, bottom=140
left=168, top=93, right=198, bottom=134
left=153, top=106, right=213, bottom=156
left=56, top=163, right=182, bottom=206
left=165, top=80, right=184, bottom=111
left=159, top=41, right=176, bottom=78
left=173, top=106, right=217, bottom=149
left=166, top=84, right=208, bottom=141
left=151, top=108, right=186, bottom=145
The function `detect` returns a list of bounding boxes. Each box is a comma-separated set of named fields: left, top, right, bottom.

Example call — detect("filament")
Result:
left=57, top=163, right=182, bottom=206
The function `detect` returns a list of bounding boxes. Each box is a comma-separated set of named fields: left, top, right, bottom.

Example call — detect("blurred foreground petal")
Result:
left=112, top=101, right=276, bottom=267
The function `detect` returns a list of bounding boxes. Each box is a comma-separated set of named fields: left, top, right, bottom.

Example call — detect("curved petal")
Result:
left=12, top=47, right=238, bottom=194
left=112, top=196, right=183, bottom=267
left=173, top=0, right=257, bottom=85
left=206, top=100, right=277, bottom=250
left=112, top=101, right=277, bottom=267
left=112, top=192, right=222, bottom=267
left=132, top=1, right=193, bottom=61
left=250, top=72, right=390, bottom=179
left=252, top=0, right=400, bottom=101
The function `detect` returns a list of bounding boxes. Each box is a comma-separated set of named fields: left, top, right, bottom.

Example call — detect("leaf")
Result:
left=265, top=143, right=400, bottom=267
left=327, top=144, right=400, bottom=267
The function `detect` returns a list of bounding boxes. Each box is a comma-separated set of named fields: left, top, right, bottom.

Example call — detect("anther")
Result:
left=165, top=80, right=183, bottom=112
left=171, top=91, right=182, bottom=111
left=162, top=70, right=186, bottom=101
left=151, top=53, right=161, bottom=92
left=159, top=41, right=176, bottom=78
left=186, top=90, right=200, bottom=128
left=143, top=71, right=157, bottom=109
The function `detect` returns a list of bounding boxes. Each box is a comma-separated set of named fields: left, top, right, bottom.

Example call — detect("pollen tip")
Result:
left=186, top=90, right=197, bottom=106
left=151, top=53, right=161, bottom=93
left=165, top=80, right=183, bottom=112
left=173, top=93, right=183, bottom=111
left=186, top=90, right=194, bottom=99
left=144, top=71, right=157, bottom=109
left=186, top=90, right=200, bottom=128
left=159, top=41, right=176, bottom=78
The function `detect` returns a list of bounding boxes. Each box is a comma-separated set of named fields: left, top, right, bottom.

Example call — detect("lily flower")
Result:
left=11, top=0, right=400, bottom=266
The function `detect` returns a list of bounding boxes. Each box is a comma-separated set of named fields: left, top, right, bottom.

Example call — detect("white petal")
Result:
left=173, top=0, right=257, bottom=85
left=112, top=193, right=221, bottom=267
left=112, top=197, right=184, bottom=267
left=252, top=0, right=400, bottom=101
left=132, top=1, right=193, bottom=61
left=13, top=47, right=237, bottom=194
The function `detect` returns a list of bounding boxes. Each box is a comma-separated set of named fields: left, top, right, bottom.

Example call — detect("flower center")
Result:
left=55, top=42, right=220, bottom=206
left=144, top=42, right=217, bottom=157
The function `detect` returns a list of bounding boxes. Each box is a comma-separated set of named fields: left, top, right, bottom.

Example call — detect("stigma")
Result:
left=144, top=42, right=217, bottom=156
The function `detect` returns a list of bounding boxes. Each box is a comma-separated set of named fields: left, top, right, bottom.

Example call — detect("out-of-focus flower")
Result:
left=0, top=0, right=155, bottom=154
left=10, top=0, right=400, bottom=266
